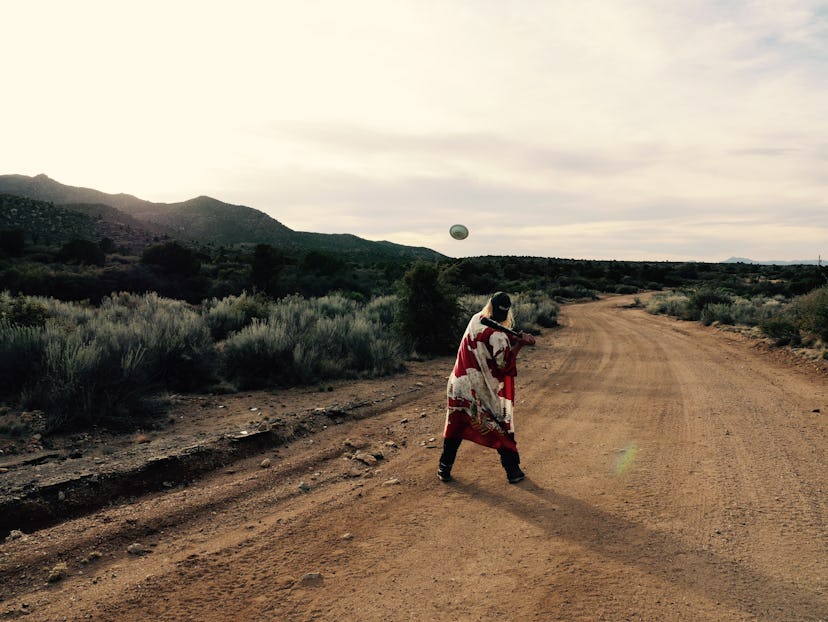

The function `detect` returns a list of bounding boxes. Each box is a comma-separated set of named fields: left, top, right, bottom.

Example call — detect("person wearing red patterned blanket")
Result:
left=438, top=291, right=535, bottom=484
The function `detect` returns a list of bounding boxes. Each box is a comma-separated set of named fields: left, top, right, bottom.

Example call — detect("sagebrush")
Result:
left=0, top=291, right=408, bottom=429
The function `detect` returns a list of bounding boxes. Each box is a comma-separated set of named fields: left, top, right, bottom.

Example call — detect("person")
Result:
left=438, top=291, right=536, bottom=484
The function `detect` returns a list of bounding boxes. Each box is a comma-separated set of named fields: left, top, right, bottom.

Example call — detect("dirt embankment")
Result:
left=1, top=295, right=826, bottom=621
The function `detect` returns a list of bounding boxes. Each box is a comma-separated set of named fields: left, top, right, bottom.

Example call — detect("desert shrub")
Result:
left=685, top=288, right=732, bottom=321
left=759, top=316, right=801, bottom=347
left=646, top=292, right=691, bottom=318
left=727, top=298, right=759, bottom=326
left=221, top=319, right=294, bottom=388
left=510, top=293, right=559, bottom=333
left=508, top=298, right=535, bottom=329
left=529, top=294, right=559, bottom=327
left=648, top=291, right=796, bottom=332
left=314, top=294, right=361, bottom=318
left=24, top=323, right=151, bottom=431
left=729, top=296, right=784, bottom=327
left=311, top=309, right=401, bottom=378
left=203, top=291, right=272, bottom=340
left=364, top=295, right=397, bottom=327
left=98, top=292, right=215, bottom=390
left=550, top=284, right=598, bottom=301
left=98, top=237, right=117, bottom=253
left=700, top=303, right=734, bottom=326
left=369, top=334, right=404, bottom=375
left=46, top=563, right=69, bottom=583
left=459, top=294, right=488, bottom=317
left=12, top=293, right=215, bottom=430
left=0, top=322, right=42, bottom=398
left=790, top=285, right=828, bottom=341
left=221, top=294, right=403, bottom=388
left=0, top=291, right=50, bottom=327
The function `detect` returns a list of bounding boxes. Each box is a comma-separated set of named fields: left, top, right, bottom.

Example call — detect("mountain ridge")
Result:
left=723, top=256, right=821, bottom=266
left=0, top=174, right=444, bottom=260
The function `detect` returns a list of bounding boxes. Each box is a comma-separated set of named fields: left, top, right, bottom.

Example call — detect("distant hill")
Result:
left=724, top=257, right=821, bottom=266
left=0, top=174, right=445, bottom=261
left=1, top=194, right=175, bottom=251
left=1, top=194, right=98, bottom=244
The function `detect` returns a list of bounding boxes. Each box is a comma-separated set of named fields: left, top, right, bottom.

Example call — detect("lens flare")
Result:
left=613, top=442, right=639, bottom=476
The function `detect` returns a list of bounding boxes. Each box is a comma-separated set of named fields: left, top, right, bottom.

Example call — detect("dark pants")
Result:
left=439, top=436, right=521, bottom=475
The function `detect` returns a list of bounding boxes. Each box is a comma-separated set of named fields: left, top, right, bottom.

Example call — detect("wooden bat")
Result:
left=480, top=316, right=524, bottom=339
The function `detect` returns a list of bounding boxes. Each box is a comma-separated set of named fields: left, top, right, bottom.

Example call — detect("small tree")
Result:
left=251, top=244, right=288, bottom=297
left=394, top=262, right=462, bottom=355
left=57, top=239, right=105, bottom=266
left=98, top=237, right=117, bottom=253
left=141, top=241, right=201, bottom=276
left=0, top=229, right=25, bottom=257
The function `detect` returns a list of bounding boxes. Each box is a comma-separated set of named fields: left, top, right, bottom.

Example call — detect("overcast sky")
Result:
left=3, top=1, right=827, bottom=261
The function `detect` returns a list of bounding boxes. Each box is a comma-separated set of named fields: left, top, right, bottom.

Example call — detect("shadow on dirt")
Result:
left=455, top=479, right=826, bottom=620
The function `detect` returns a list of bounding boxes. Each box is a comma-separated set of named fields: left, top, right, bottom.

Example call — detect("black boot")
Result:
left=437, top=461, right=453, bottom=482
left=438, top=438, right=461, bottom=482
left=506, top=467, right=525, bottom=484
left=498, top=447, right=525, bottom=483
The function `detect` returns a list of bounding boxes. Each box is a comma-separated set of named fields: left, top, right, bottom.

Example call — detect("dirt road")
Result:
left=2, top=296, right=826, bottom=621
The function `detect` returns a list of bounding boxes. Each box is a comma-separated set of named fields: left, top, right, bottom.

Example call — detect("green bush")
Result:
left=686, top=288, right=732, bottom=321
left=98, top=292, right=215, bottom=391
left=700, top=302, right=734, bottom=326
left=759, top=316, right=801, bottom=346
left=511, top=293, right=559, bottom=332
left=250, top=244, right=289, bottom=297
left=24, top=323, right=151, bottom=431
left=221, top=294, right=403, bottom=388
left=221, top=319, right=293, bottom=388
left=142, top=242, right=201, bottom=276
left=394, top=262, right=462, bottom=356
left=56, top=239, right=105, bottom=266
left=203, top=291, right=272, bottom=340
left=728, top=297, right=774, bottom=326
left=0, top=291, right=50, bottom=327
left=0, top=322, right=42, bottom=398
left=646, top=292, right=690, bottom=318
left=4, top=293, right=215, bottom=431
left=0, top=229, right=25, bottom=257
left=791, top=285, right=828, bottom=341
left=550, top=284, right=598, bottom=301
left=364, top=295, right=397, bottom=327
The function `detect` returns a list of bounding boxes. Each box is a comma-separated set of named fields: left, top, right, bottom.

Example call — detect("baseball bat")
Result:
left=480, top=315, right=524, bottom=339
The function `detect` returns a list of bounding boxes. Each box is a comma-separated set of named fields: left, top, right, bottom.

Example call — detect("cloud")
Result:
left=1, top=0, right=827, bottom=262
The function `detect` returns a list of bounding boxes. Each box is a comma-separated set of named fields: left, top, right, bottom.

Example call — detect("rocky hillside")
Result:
left=1, top=194, right=98, bottom=245
left=0, top=174, right=445, bottom=261
left=0, top=194, right=167, bottom=251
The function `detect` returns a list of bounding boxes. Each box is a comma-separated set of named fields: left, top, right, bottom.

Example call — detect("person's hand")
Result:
left=519, top=332, right=536, bottom=346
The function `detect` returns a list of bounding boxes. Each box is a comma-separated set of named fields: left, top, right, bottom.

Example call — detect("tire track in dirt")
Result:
left=647, top=311, right=827, bottom=605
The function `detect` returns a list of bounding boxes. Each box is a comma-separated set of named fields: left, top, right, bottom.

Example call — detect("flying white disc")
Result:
left=449, top=224, right=469, bottom=240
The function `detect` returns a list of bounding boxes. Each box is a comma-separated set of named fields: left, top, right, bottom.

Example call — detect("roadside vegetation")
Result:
left=0, top=279, right=563, bottom=433
left=645, top=284, right=828, bottom=355
left=3, top=203, right=827, bottom=437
